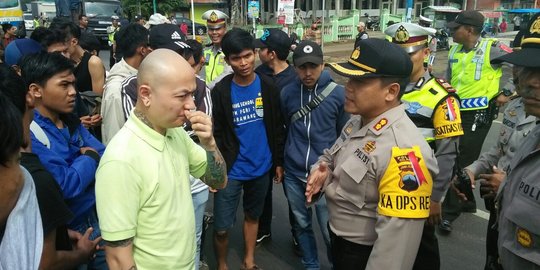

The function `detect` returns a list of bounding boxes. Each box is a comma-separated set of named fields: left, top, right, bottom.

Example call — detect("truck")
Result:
left=0, top=0, right=26, bottom=37
left=82, top=0, right=122, bottom=45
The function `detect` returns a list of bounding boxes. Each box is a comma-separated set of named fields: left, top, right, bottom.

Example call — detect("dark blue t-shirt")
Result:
left=228, top=75, right=272, bottom=180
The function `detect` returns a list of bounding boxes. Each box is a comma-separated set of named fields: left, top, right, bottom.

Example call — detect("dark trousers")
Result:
left=443, top=108, right=493, bottom=221
left=258, top=170, right=298, bottom=241
left=485, top=198, right=502, bottom=270
left=413, top=223, right=440, bottom=270
left=329, top=227, right=373, bottom=270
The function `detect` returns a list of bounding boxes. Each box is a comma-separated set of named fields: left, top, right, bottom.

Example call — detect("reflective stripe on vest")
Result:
left=204, top=47, right=225, bottom=83
left=402, top=78, right=449, bottom=142
left=448, top=38, right=502, bottom=111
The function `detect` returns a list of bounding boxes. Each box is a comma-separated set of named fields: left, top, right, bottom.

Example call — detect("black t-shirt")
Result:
left=20, top=152, right=74, bottom=251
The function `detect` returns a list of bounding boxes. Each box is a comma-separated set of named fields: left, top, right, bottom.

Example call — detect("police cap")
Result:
left=492, top=12, right=540, bottom=67
left=327, top=38, right=412, bottom=79
left=202, top=10, right=228, bottom=30
left=384, top=22, right=436, bottom=53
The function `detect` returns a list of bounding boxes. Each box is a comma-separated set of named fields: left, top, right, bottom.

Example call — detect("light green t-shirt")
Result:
left=96, top=113, right=207, bottom=270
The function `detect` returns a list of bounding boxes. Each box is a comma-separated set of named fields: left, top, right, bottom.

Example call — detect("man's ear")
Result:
left=29, top=83, right=43, bottom=99
left=25, top=90, right=36, bottom=109
left=138, top=85, right=152, bottom=107
left=385, top=82, right=401, bottom=102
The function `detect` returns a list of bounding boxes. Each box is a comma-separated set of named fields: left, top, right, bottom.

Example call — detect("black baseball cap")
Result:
left=149, top=24, right=190, bottom=51
left=327, top=38, right=412, bottom=79
left=491, top=12, right=540, bottom=67
left=293, top=40, right=323, bottom=66
left=447, top=10, right=484, bottom=29
left=253, top=28, right=292, bottom=51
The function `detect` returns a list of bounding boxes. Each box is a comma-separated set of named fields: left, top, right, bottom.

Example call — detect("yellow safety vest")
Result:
left=203, top=46, right=226, bottom=83
left=402, top=78, right=463, bottom=143
left=448, top=38, right=502, bottom=111
left=108, top=26, right=119, bottom=42
left=33, top=19, right=40, bottom=28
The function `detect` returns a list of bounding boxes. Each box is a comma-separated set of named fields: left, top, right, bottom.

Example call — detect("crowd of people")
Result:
left=0, top=7, right=539, bottom=270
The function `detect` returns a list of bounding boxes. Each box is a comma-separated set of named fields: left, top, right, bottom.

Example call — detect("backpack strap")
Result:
left=291, top=82, right=338, bottom=123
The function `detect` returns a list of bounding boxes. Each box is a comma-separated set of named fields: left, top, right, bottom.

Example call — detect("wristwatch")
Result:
left=501, top=80, right=515, bottom=97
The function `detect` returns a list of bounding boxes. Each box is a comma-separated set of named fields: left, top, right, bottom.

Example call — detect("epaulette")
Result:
left=434, top=78, right=456, bottom=93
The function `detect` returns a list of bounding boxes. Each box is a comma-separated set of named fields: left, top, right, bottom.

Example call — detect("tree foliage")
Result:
left=121, top=0, right=188, bottom=18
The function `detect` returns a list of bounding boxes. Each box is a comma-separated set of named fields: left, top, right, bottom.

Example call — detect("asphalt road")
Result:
left=96, top=38, right=512, bottom=270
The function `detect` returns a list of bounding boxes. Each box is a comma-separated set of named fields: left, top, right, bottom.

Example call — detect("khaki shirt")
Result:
left=467, top=97, right=537, bottom=175
left=316, top=105, right=439, bottom=270
left=498, top=124, right=540, bottom=269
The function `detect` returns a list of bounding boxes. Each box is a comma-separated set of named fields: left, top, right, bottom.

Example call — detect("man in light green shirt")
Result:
left=95, top=49, right=227, bottom=270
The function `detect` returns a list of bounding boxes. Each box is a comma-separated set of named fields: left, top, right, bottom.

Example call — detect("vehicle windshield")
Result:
left=0, top=0, right=20, bottom=9
left=85, top=2, right=121, bottom=17
left=24, top=14, right=33, bottom=20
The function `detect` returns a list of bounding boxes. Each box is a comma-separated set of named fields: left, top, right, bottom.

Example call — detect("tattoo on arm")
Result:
left=200, top=147, right=227, bottom=189
left=105, top=237, right=133, bottom=247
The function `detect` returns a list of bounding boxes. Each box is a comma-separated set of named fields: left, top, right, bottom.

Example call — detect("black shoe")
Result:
left=292, top=237, right=303, bottom=257
left=439, top=220, right=452, bottom=234
left=256, top=233, right=271, bottom=244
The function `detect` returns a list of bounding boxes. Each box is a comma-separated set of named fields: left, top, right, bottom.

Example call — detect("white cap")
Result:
left=148, top=13, right=170, bottom=26
left=419, top=15, right=433, bottom=23
left=202, top=10, right=229, bottom=29
left=384, top=22, right=436, bottom=53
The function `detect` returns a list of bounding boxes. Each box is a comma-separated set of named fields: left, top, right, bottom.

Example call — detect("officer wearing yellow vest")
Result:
left=33, top=16, right=40, bottom=29
left=307, top=38, right=439, bottom=270
left=386, top=22, right=463, bottom=270
left=106, top=15, right=120, bottom=68
left=201, top=10, right=233, bottom=89
left=440, top=10, right=512, bottom=233
left=418, top=15, right=438, bottom=73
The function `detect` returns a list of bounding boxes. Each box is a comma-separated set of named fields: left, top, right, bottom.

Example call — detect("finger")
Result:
left=478, top=174, right=492, bottom=181
left=83, top=227, right=94, bottom=239
left=92, top=236, right=103, bottom=245
left=492, top=165, right=505, bottom=174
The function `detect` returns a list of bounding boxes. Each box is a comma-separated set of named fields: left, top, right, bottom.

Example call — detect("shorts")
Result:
left=214, top=172, right=270, bottom=231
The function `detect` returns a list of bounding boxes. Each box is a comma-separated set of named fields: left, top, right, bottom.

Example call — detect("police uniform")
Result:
left=386, top=22, right=463, bottom=270
left=324, top=39, right=439, bottom=270
left=490, top=13, right=540, bottom=269
left=200, top=10, right=233, bottom=89
left=106, top=16, right=120, bottom=68
left=443, top=10, right=511, bottom=224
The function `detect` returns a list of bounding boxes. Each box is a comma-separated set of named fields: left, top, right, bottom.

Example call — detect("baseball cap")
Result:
left=149, top=24, right=190, bottom=51
left=327, top=38, right=412, bottom=79
left=253, top=28, right=291, bottom=51
left=491, top=12, right=540, bottom=67
left=148, top=13, right=169, bottom=26
left=134, top=15, right=142, bottom=21
left=4, top=38, right=42, bottom=66
left=447, top=10, right=484, bottom=29
left=293, top=40, right=323, bottom=66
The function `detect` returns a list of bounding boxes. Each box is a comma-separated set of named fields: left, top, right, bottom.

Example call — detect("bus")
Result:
left=0, top=0, right=26, bottom=37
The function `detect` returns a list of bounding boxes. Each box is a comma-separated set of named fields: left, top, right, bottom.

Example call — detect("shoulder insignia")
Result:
left=373, top=118, right=388, bottom=131
left=363, top=141, right=376, bottom=154
left=508, top=109, right=517, bottom=117
left=435, top=78, right=456, bottom=93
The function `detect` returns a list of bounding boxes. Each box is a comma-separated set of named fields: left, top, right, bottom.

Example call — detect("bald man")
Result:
left=95, top=49, right=227, bottom=270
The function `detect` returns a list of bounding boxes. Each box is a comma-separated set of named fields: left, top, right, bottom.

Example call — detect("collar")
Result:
left=351, top=104, right=406, bottom=138
left=460, top=37, right=482, bottom=53
left=125, top=111, right=175, bottom=152
left=406, top=70, right=432, bottom=93
left=33, top=110, right=80, bottom=134
left=118, top=58, right=138, bottom=74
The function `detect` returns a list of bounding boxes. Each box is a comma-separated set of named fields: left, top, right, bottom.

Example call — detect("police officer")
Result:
left=441, top=10, right=512, bottom=232
left=489, top=12, right=540, bottom=269
left=386, top=22, right=463, bottom=270
left=106, top=15, right=120, bottom=68
left=200, top=9, right=233, bottom=89
left=307, top=38, right=439, bottom=270
left=458, top=30, right=536, bottom=270
left=418, top=15, right=438, bottom=73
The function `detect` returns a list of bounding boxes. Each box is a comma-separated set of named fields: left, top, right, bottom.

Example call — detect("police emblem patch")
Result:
left=406, top=102, right=422, bottom=114
left=517, top=228, right=533, bottom=248
left=395, top=152, right=428, bottom=192
left=209, top=11, right=218, bottom=22
left=344, top=122, right=353, bottom=135
left=362, top=141, right=376, bottom=154
left=530, top=16, right=540, bottom=34
left=373, top=118, right=388, bottom=131
left=395, top=25, right=410, bottom=43
left=351, top=48, right=361, bottom=60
